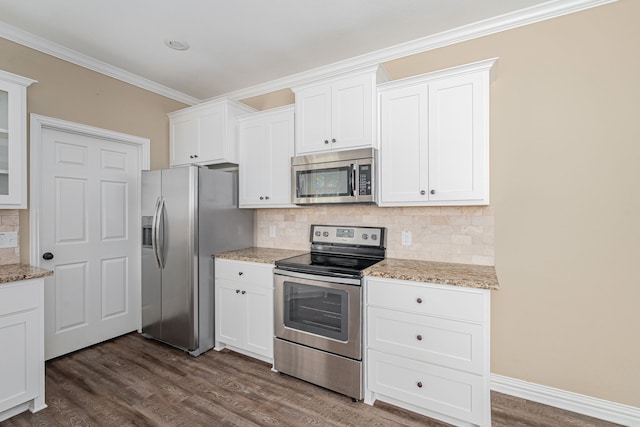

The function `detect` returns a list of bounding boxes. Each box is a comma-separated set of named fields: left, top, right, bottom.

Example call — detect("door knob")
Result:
left=42, top=252, right=54, bottom=260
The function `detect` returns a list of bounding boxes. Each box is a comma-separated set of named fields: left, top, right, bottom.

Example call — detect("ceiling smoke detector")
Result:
left=164, top=39, right=190, bottom=51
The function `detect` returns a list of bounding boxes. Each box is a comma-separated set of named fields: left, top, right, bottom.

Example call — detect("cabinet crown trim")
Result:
left=167, top=96, right=255, bottom=118
left=0, top=69, right=37, bottom=87
left=236, top=104, right=294, bottom=122
left=291, top=64, right=389, bottom=93
left=377, top=57, right=497, bottom=91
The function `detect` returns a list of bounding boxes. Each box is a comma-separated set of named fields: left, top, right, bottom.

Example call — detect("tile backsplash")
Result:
left=256, top=205, right=494, bottom=266
left=0, top=209, right=19, bottom=265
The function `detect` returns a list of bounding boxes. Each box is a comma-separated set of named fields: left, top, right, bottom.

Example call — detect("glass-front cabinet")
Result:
left=0, top=70, right=36, bottom=209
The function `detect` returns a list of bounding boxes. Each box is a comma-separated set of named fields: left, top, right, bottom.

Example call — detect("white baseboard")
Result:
left=491, top=374, right=640, bottom=426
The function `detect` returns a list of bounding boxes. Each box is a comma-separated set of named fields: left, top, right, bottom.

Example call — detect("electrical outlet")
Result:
left=401, top=230, right=412, bottom=246
left=269, top=225, right=276, bottom=237
left=0, top=231, right=18, bottom=249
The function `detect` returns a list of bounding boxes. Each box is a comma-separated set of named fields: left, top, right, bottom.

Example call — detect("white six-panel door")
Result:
left=39, top=127, right=140, bottom=360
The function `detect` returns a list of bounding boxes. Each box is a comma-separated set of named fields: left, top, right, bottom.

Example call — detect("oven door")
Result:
left=274, top=270, right=362, bottom=360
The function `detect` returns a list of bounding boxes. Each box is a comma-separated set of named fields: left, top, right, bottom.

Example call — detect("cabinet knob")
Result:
left=236, top=289, right=240, bottom=293
left=331, top=138, right=337, bottom=143
left=324, top=140, right=329, bottom=144
left=265, top=196, right=269, bottom=200
left=190, top=155, right=194, bottom=159
left=420, top=190, right=426, bottom=195
left=241, top=290, right=246, bottom=295
left=430, top=189, right=436, bottom=195
left=259, top=196, right=264, bottom=200
left=417, top=381, right=423, bottom=388
left=416, top=335, right=423, bottom=341
left=416, top=297, right=423, bottom=304
left=238, top=271, right=243, bottom=276
left=193, top=154, right=198, bottom=158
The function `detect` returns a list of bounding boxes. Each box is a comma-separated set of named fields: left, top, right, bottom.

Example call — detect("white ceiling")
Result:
left=0, top=0, right=610, bottom=104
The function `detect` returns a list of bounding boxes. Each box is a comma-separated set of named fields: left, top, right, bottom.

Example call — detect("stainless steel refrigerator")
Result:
left=141, top=165, right=254, bottom=356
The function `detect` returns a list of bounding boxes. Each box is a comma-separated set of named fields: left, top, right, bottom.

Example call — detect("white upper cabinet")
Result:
left=238, top=105, right=296, bottom=208
left=0, top=70, right=36, bottom=209
left=293, top=66, right=388, bottom=155
left=168, top=98, right=255, bottom=167
left=378, top=59, right=495, bottom=206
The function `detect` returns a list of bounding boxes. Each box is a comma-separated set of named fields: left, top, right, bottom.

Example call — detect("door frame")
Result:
left=29, top=114, right=150, bottom=327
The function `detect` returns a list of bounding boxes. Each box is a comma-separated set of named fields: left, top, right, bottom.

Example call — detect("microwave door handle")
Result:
left=351, top=164, right=357, bottom=196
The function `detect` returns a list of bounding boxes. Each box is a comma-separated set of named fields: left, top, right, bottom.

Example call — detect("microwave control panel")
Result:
left=310, top=225, right=385, bottom=247
left=358, top=164, right=372, bottom=196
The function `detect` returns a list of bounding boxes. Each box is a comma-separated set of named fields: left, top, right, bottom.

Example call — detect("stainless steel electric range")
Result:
left=273, top=224, right=386, bottom=400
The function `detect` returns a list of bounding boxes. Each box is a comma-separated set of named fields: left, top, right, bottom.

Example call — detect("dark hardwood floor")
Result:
left=1, top=333, right=620, bottom=427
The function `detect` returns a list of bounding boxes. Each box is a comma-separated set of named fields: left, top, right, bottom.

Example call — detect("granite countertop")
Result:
left=213, top=247, right=307, bottom=265
left=214, top=247, right=498, bottom=290
left=363, top=258, right=499, bottom=290
left=0, top=263, right=54, bottom=284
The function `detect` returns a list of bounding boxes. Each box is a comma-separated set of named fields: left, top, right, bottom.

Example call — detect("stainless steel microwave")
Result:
left=291, top=148, right=377, bottom=205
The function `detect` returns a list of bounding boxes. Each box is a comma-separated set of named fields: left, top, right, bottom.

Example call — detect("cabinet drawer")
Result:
left=367, top=306, right=484, bottom=374
left=367, top=349, right=485, bottom=425
left=366, top=278, right=486, bottom=323
left=0, top=280, right=41, bottom=316
left=215, top=259, right=273, bottom=287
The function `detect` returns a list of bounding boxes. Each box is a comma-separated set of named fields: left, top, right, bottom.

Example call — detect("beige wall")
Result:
left=245, top=0, right=640, bottom=407
left=386, top=1, right=640, bottom=406
left=0, top=38, right=187, bottom=264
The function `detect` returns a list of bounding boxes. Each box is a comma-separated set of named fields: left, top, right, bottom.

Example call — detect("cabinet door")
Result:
left=215, top=279, right=244, bottom=347
left=332, top=74, right=374, bottom=151
left=198, top=105, right=226, bottom=163
left=0, top=78, right=29, bottom=208
left=0, top=309, right=39, bottom=412
left=379, top=84, right=428, bottom=204
left=265, top=111, right=295, bottom=206
left=238, top=118, right=268, bottom=207
left=170, top=114, right=199, bottom=166
left=295, top=85, right=332, bottom=154
left=243, top=284, right=274, bottom=359
left=428, top=73, right=486, bottom=202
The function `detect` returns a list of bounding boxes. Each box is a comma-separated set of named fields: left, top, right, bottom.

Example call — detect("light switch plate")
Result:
left=0, top=231, right=18, bottom=248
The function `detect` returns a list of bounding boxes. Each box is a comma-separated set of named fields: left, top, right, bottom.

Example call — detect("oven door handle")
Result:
left=273, top=268, right=362, bottom=286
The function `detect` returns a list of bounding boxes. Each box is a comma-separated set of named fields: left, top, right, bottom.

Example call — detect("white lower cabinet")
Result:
left=0, top=279, right=46, bottom=422
left=214, top=259, right=274, bottom=363
left=365, top=277, right=491, bottom=427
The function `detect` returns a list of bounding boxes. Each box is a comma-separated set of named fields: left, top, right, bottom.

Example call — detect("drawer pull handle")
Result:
left=416, top=297, right=423, bottom=304
left=416, top=335, right=423, bottom=341
left=417, top=381, right=423, bottom=388
left=238, top=272, right=244, bottom=276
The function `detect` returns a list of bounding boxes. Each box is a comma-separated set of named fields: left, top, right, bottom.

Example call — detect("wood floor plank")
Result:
left=0, top=333, right=621, bottom=427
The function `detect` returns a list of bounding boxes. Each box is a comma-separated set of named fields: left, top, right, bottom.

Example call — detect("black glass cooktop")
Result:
left=275, top=252, right=383, bottom=278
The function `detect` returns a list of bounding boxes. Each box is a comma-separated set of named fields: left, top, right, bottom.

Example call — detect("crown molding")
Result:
left=0, top=21, right=201, bottom=105
left=216, top=0, right=617, bottom=101
left=1, top=0, right=617, bottom=105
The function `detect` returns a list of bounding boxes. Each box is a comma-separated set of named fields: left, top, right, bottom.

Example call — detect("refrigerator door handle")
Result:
left=155, top=197, right=167, bottom=269
left=151, top=196, right=163, bottom=269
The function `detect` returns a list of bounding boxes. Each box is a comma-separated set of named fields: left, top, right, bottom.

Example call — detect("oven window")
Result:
left=297, top=167, right=351, bottom=198
left=283, top=281, right=348, bottom=341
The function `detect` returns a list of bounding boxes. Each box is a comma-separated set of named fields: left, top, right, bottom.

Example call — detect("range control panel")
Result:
left=310, top=224, right=385, bottom=247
